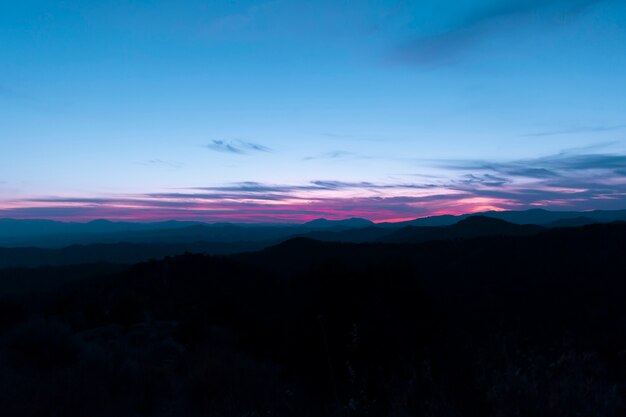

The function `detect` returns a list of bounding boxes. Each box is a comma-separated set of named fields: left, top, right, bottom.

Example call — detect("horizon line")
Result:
left=1, top=207, right=624, bottom=225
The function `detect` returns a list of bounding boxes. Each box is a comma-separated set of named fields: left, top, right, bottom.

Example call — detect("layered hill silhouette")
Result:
left=3, top=208, right=626, bottom=248
left=1, top=222, right=626, bottom=416
left=294, top=216, right=546, bottom=244
left=3, top=212, right=626, bottom=268
left=381, top=215, right=545, bottom=243
left=378, top=208, right=626, bottom=227
left=302, top=217, right=374, bottom=229
left=0, top=216, right=548, bottom=268
left=0, top=241, right=267, bottom=269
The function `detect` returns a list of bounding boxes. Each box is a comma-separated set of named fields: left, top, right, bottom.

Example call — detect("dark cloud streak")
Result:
left=523, top=124, right=626, bottom=137
left=391, top=0, right=608, bottom=66
left=303, top=151, right=353, bottom=161
left=206, top=140, right=272, bottom=155
left=5, top=150, right=626, bottom=222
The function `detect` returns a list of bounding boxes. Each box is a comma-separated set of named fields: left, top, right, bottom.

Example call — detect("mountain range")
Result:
left=2, top=214, right=626, bottom=415
left=2, top=208, right=626, bottom=248
left=1, top=213, right=625, bottom=269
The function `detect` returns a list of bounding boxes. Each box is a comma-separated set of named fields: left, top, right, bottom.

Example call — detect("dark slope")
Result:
left=0, top=217, right=560, bottom=268
left=235, top=221, right=626, bottom=279
left=79, top=224, right=295, bottom=243
left=546, top=216, right=597, bottom=228
left=465, top=208, right=626, bottom=225
left=0, top=263, right=128, bottom=296
left=0, top=224, right=296, bottom=248
left=0, top=218, right=203, bottom=238
left=2, top=223, right=626, bottom=416
left=285, top=216, right=546, bottom=245
left=294, top=226, right=392, bottom=243
left=0, top=240, right=267, bottom=269
left=3, top=209, right=626, bottom=248
left=378, top=208, right=626, bottom=228
left=381, top=215, right=545, bottom=243
left=378, top=214, right=462, bottom=228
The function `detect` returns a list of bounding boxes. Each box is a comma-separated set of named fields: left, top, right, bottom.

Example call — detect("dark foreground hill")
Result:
left=1, top=223, right=626, bottom=416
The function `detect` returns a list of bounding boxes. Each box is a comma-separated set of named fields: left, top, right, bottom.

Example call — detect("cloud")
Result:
left=391, top=0, right=607, bottom=66
left=193, top=182, right=318, bottom=193
left=439, top=151, right=626, bottom=178
left=4, top=150, right=626, bottom=222
left=523, top=124, right=626, bottom=137
left=193, top=180, right=436, bottom=193
left=206, top=140, right=272, bottom=155
left=435, top=150, right=626, bottom=208
left=303, top=151, right=354, bottom=161
left=0, top=179, right=461, bottom=222
left=457, top=174, right=511, bottom=187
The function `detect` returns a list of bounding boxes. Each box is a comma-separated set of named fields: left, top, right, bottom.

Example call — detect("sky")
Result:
left=1, top=0, right=626, bottom=222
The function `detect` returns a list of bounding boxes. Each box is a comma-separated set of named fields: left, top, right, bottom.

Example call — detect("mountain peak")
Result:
left=303, top=218, right=374, bottom=229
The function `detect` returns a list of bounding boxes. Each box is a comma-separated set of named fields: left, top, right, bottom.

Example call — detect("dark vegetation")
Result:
left=1, top=219, right=626, bottom=416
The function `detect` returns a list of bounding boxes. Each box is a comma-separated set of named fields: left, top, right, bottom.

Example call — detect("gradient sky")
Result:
left=2, top=0, right=626, bottom=222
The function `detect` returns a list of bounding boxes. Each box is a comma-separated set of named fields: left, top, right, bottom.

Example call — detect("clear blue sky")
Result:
left=1, top=0, right=626, bottom=222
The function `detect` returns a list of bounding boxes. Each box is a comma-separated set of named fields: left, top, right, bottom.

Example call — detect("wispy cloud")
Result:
left=456, top=173, right=511, bottom=187
left=441, top=151, right=626, bottom=175
left=391, top=0, right=607, bottom=66
left=523, top=124, right=626, bottom=137
left=142, top=159, right=185, bottom=169
left=3, top=150, right=626, bottom=222
left=437, top=150, right=626, bottom=209
left=303, top=151, right=354, bottom=161
left=206, top=140, right=272, bottom=155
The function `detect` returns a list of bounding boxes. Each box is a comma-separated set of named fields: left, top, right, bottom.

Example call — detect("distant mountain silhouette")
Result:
left=381, top=208, right=626, bottom=228
left=0, top=240, right=269, bottom=269
left=546, top=216, right=597, bottom=228
left=302, top=217, right=374, bottom=229
left=0, top=224, right=296, bottom=248
left=452, top=215, right=545, bottom=234
left=0, top=218, right=203, bottom=237
left=381, top=215, right=545, bottom=243
left=295, top=216, right=546, bottom=244
left=463, top=208, right=626, bottom=226
left=378, top=214, right=461, bottom=228
left=0, top=216, right=553, bottom=267
left=3, top=209, right=626, bottom=248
